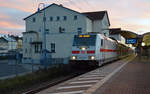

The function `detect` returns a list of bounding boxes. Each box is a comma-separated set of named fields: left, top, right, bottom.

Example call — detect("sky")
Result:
left=0, top=0, right=150, bottom=36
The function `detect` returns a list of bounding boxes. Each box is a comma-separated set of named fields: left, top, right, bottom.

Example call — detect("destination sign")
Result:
left=126, top=38, right=137, bottom=44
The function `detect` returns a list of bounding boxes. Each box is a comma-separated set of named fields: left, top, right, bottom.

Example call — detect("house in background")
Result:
left=23, top=3, right=110, bottom=64
left=9, top=35, right=23, bottom=51
left=0, top=36, right=17, bottom=53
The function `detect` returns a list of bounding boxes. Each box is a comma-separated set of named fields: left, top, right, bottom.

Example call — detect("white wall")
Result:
left=23, top=4, right=90, bottom=63
left=92, top=13, right=110, bottom=36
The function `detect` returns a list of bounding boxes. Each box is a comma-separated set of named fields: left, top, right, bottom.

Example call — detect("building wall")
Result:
left=101, top=13, right=110, bottom=36
left=86, top=18, right=92, bottom=33
left=23, top=33, right=40, bottom=58
left=23, top=5, right=90, bottom=63
left=110, top=34, right=121, bottom=41
left=46, top=33, right=75, bottom=58
left=92, top=14, right=109, bottom=36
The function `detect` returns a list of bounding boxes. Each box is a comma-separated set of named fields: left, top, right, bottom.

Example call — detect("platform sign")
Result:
left=126, top=38, right=137, bottom=44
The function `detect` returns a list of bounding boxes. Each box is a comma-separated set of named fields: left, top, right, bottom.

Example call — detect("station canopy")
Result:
left=142, top=32, right=150, bottom=46
left=110, top=28, right=150, bottom=47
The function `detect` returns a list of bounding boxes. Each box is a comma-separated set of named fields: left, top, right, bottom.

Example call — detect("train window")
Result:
left=101, top=39, right=103, bottom=46
left=73, top=35, right=96, bottom=46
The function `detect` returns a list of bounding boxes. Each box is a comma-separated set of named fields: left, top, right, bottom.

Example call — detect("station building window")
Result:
left=51, top=43, right=55, bottom=53
left=35, top=44, right=38, bottom=53
left=25, top=48, right=27, bottom=53
left=77, top=28, right=82, bottom=34
left=32, top=17, right=36, bottom=22
left=56, top=16, right=60, bottom=21
left=74, top=15, right=78, bottom=20
left=50, top=17, right=53, bottom=21
left=43, top=17, right=46, bottom=22
left=63, top=16, right=67, bottom=21
left=24, top=38, right=27, bottom=43
left=62, top=28, right=65, bottom=32
left=30, top=38, right=32, bottom=42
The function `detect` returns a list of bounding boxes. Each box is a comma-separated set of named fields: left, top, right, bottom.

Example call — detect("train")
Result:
left=70, top=33, right=133, bottom=68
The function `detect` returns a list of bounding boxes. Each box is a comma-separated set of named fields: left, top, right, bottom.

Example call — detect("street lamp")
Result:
left=37, top=3, right=47, bottom=69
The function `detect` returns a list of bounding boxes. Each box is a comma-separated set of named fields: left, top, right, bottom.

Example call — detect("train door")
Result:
left=101, top=38, right=105, bottom=62
left=98, top=38, right=104, bottom=66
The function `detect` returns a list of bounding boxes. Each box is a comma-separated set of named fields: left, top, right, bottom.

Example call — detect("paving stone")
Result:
left=93, top=57, right=150, bottom=94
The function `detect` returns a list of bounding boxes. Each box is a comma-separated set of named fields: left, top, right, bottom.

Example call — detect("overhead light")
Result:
left=141, top=42, right=145, bottom=46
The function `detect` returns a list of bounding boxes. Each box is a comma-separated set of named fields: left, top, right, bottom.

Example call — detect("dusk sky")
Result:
left=0, top=0, right=150, bottom=36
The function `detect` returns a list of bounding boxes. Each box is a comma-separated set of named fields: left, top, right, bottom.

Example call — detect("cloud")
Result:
left=1, top=0, right=150, bottom=35
left=0, top=21, right=23, bottom=29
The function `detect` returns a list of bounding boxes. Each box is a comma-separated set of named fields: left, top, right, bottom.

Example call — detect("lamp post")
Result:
left=38, top=3, right=47, bottom=69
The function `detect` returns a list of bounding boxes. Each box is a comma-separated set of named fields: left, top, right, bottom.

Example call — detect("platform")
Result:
left=36, top=55, right=135, bottom=94
left=93, top=56, right=150, bottom=94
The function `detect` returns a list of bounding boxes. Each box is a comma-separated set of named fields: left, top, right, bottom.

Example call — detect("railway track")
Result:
left=23, top=68, right=94, bottom=94
left=23, top=56, right=135, bottom=94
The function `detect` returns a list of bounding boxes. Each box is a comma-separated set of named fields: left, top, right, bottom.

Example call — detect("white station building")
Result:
left=22, top=3, right=110, bottom=64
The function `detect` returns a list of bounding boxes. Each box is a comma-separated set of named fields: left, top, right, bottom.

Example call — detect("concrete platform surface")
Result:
left=93, top=56, right=150, bottom=94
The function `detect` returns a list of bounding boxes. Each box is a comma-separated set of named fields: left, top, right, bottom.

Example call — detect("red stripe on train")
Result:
left=100, top=48, right=117, bottom=52
left=72, top=51, right=80, bottom=54
left=87, top=50, right=95, bottom=54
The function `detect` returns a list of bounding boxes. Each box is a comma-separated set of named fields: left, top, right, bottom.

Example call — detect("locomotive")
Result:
left=70, top=33, right=133, bottom=67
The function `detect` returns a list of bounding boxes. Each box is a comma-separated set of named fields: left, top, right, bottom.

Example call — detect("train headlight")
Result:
left=81, top=47, right=86, bottom=51
left=90, top=56, right=95, bottom=60
left=72, top=56, right=76, bottom=60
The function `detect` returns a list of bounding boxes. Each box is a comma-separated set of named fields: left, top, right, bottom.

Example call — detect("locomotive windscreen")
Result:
left=73, top=35, right=96, bottom=46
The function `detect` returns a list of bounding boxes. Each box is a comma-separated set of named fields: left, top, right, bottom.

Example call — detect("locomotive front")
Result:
left=70, top=34, right=98, bottom=67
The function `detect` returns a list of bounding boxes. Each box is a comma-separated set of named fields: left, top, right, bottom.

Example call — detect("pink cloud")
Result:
left=0, top=21, right=23, bottom=29
left=0, top=30, right=9, bottom=35
left=0, top=14, right=9, bottom=19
